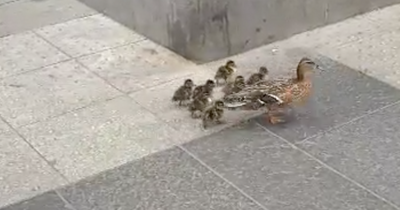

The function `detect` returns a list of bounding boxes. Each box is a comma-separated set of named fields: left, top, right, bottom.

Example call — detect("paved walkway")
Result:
left=1, top=1, right=400, bottom=209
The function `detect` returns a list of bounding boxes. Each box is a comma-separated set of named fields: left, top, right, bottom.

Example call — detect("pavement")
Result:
left=1, top=0, right=400, bottom=209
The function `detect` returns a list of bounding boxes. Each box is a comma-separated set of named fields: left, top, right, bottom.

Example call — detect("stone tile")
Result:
left=315, top=30, right=400, bottom=89
left=0, top=121, right=66, bottom=208
left=0, top=0, right=97, bottom=38
left=286, top=4, right=400, bottom=49
left=296, top=103, right=400, bottom=207
left=182, top=121, right=397, bottom=210
left=34, top=14, right=145, bottom=57
left=130, top=70, right=263, bottom=142
left=17, top=96, right=181, bottom=182
left=59, top=147, right=264, bottom=210
left=0, top=60, right=120, bottom=127
left=1, top=191, right=70, bottom=210
left=254, top=54, right=400, bottom=142
left=78, top=40, right=195, bottom=93
left=0, top=31, right=69, bottom=78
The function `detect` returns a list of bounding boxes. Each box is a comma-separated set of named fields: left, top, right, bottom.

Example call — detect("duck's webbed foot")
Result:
left=265, top=104, right=286, bottom=124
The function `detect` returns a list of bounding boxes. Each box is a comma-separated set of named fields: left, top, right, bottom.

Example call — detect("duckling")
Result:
left=172, top=79, right=194, bottom=106
left=188, top=92, right=213, bottom=118
left=246, top=66, right=269, bottom=85
left=214, top=60, right=237, bottom=86
left=222, top=75, right=246, bottom=95
left=192, top=79, right=216, bottom=100
left=223, top=57, right=321, bottom=124
left=202, top=100, right=225, bottom=129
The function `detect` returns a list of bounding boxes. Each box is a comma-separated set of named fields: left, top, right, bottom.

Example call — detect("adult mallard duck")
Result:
left=223, top=57, right=321, bottom=124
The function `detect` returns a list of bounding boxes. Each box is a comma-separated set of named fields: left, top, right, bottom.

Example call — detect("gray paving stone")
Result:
left=78, top=40, right=195, bottom=93
left=296, top=103, right=400, bottom=207
left=34, top=14, right=145, bottom=57
left=0, top=31, right=69, bottom=78
left=0, top=0, right=97, bottom=38
left=1, top=191, right=70, bottom=210
left=255, top=54, right=400, bottom=142
left=58, top=147, right=264, bottom=210
left=17, top=96, right=181, bottom=182
left=0, top=120, right=66, bottom=208
left=0, top=60, right=120, bottom=127
left=182, top=121, right=398, bottom=210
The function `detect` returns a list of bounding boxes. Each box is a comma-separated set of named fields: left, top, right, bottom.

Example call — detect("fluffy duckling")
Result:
left=246, top=66, right=269, bottom=85
left=188, top=92, right=213, bottom=118
left=172, top=79, right=194, bottom=106
left=192, top=79, right=216, bottom=100
left=222, top=75, right=246, bottom=95
left=214, top=60, right=237, bottom=86
left=202, top=100, right=225, bottom=129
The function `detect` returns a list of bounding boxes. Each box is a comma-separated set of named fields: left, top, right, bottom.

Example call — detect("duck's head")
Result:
left=184, top=79, right=194, bottom=88
left=226, top=60, right=237, bottom=69
left=205, top=79, right=216, bottom=89
left=259, top=66, right=269, bottom=75
left=234, top=75, right=245, bottom=83
left=214, top=100, right=225, bottom=109
left=296, top=57, right=321, bottom=80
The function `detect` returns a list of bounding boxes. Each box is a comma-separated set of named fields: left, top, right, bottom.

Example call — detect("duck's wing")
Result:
left=222, top=77, right=294, bottom=108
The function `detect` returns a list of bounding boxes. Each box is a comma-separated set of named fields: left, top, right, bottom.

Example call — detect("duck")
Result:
left=223, top=57, right=321, bottom=124
left=214, top=60, right=237, bottom=86
left=222, top=75, right=246, bottom=95
left=246, top=66, right=269, bottom=85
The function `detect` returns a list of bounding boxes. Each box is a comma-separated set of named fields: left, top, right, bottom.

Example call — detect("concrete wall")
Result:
left=77, top=0, right=400, bottom=63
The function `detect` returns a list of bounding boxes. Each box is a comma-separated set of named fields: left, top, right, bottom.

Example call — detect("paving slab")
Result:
left=17, top=96, right=181, bottom=182
left=0, top=0, right=97, bottom=38
left=311, top=30, right=400, bottom=89
left=78, top=39, right=195, bottom=93
left=34, top=14, right=145, bottom=57
left=0, top=59, right=120, bottom=128
left=1, top=191, right=70, bottom=210
left=0, top=120, right=66, bottom=208
left=296, top=103, right=400, bottom=207
left=182, top=121, right=398, bottom=210
left=0, top=31, right=69, bottom=78
left=58, top=147, right=264, bottom=210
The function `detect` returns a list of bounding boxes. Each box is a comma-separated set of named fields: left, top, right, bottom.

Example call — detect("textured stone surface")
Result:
left=34, top=14, right=145, bottom=57
left=78, top=39, right=194, bottom=93
left=0, top=0, right=96, bottom=38
left=0, top=120, right=66, bottom=207
left=0, top=60, right=120, bottom=127
left=17, top=96, right=180, bottom=182
left=58, top=147, right=264, bottom=210
left=0, top=31, right=69, bottom=78
left=182, top=122, right=398, bottom=210
left=296, top=103, right=400, bottom=207
left=1, top=191, right=70, bottom=210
